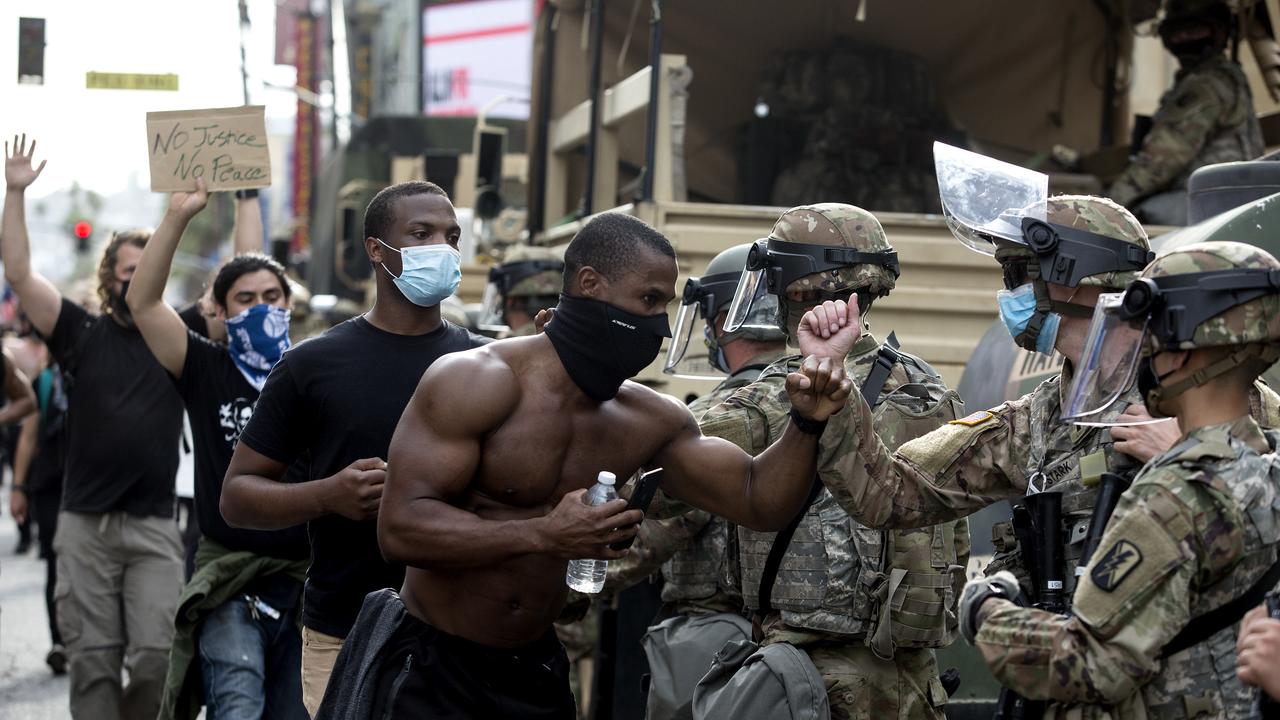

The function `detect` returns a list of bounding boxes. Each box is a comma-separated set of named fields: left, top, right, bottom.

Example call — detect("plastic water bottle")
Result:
left=565, top=471, right=618, bottom=593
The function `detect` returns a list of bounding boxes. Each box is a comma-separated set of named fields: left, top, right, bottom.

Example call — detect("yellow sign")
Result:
left=86, top=72, right=179, bottom=91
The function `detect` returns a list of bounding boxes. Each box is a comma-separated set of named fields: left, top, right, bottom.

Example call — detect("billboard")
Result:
left=423, top=0, right=532, bottom=119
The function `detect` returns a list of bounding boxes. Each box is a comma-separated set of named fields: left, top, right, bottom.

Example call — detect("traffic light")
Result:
left=73, top=220, right=92, bottom=253
left=18, top=18, right=45, bottom=85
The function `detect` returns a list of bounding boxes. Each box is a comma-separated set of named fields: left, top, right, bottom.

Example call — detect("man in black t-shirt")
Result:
left=128, top=180, right=310, bottom=720
left=221, top=180, right=489, bottom=715
left=4, top=135, right=184, bottom=720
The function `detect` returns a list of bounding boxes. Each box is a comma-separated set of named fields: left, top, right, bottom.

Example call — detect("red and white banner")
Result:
left=423, top=0, right=533, bottom=119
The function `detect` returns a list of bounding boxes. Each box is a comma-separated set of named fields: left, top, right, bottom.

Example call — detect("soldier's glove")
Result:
left=959, top=571, right=1023, bottom=644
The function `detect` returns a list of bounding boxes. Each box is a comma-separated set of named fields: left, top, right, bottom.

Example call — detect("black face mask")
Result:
left=109, top=280, right=135, bottom=328
left=544, top=294, right=672, bottom=401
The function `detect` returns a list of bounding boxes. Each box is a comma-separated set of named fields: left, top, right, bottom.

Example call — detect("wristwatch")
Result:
left=234, top=188, right=260, bottom=200
left=789, top=407, right=827, bottom=436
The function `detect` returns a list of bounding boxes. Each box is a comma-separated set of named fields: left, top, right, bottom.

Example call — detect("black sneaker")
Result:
left=46, top=645, right=67, bottom=675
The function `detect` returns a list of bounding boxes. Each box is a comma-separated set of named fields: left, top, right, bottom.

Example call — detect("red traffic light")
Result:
left=73, top=220, right=92, bottom=240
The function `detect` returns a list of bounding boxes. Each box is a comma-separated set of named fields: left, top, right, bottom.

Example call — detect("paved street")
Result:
left=0, top=497, right=68, bottom=720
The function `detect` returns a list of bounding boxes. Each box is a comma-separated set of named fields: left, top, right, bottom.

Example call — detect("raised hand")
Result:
left=785, top=354, right=852, bottom=422
left=5, top=134, right=46, bottom=191
left=167, top=177, right=209, bottom=220
left=797, top=298, right=862, bottom=362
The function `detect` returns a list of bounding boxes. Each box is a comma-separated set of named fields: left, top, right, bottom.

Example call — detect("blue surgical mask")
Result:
left=377, top=239, right=462, bottom=307
left=996, top=283, right=1060, bottom=356
left=225, top=304, right=291, bottom=391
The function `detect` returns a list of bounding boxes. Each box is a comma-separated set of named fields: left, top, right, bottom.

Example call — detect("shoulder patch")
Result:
left=949, top=410, right=994, bottom=427
left=1091, top=539, right=1144, bottom=592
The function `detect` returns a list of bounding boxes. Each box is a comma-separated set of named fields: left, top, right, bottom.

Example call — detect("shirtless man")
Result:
left=314, top=213, right=858, bottom=719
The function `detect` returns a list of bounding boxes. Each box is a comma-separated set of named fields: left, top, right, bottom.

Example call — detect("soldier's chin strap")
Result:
left=1144, top=344, right=1280, bottom=409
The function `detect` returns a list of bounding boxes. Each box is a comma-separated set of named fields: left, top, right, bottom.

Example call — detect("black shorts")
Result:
left=369, top=607, right=577, bottom=720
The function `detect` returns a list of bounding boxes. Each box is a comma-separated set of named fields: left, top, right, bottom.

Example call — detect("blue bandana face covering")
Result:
left=377, top=239, right=462, bottom=307
left=226, top=304, right=292, bottom=391
left=996, top=283, right=1060, bottom=356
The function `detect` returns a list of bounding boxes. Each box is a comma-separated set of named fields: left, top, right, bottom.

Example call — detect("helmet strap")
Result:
left=1147, top=344, right=1280, bottom=407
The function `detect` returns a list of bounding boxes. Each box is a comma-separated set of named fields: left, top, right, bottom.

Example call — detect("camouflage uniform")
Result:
left=702, top=337, right=969, bottom=720
left=1109, top=55, right=1263, bottom=219
left=605, top=349, right=785, bottom=615
left=699, top=204, right=969, bottom=720
left=972, top=242, right=1280, bottom=718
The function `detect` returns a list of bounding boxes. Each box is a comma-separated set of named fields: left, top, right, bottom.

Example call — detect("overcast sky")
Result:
left=0, top=0, right=301, bottom=200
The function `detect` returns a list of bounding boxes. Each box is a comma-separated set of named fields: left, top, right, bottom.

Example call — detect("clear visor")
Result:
left=477, top=282, right=507, bottom=333
left=723, top=269, right=771, bottom=333
left=1062, top=293, right=1157, bottom=426
left=933, top=142, right=1049, bottom=255
left=663, top=300, right=722, bottom=379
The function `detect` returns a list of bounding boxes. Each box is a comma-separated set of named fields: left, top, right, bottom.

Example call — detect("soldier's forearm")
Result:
left=976, top=598, right=1150, bottom=705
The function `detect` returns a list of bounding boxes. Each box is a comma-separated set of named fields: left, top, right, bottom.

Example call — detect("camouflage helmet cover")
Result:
left=770, top=203, right=897, bottom=297
left=1049, top=195, right=1151, bottom=288
left=1140, top=240, right=1280, bottom=351
left=499, top=244, right=564, bottom=297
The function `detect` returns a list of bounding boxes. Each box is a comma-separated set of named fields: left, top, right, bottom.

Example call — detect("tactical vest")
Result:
left=1172, top=58, right=1265, bottom=191
left=1138, top=429, right=1280, bottom=719
left=662, top=361, right=777, bottom=613
left=738, top=345, right=966, bottom=652
left=985, top=378, right=1143, bottom=601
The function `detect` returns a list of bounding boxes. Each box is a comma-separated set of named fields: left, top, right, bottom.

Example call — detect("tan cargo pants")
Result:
left=53, top=511, right=183, bottom=720
left=301, top=626, right=345, bottom=716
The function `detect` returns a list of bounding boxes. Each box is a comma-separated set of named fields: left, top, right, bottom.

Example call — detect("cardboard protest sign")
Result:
left=147, top=106, right=271, bottom=191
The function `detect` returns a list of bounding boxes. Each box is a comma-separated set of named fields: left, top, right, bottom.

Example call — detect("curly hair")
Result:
left=96, top=229, right=151, bottom=313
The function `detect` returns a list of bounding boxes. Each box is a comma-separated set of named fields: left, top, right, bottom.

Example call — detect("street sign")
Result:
left=86, top=72, right=179, bottom=91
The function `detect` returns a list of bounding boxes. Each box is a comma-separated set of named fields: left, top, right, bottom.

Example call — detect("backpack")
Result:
left=692, top=639, right=829, bottom=720
left=642, top=613, right=753, bottom=720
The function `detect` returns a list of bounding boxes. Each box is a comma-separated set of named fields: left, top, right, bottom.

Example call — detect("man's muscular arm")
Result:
left=655, top=352, right=851, bottom=532
left=379, top=350, right=644, bottom=569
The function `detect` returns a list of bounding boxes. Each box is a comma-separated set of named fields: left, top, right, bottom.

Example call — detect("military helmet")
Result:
left=1048, top=195, right=1150, bottom=288
left=1135, top=241, right=1280, bottom=352
left=1064, top=240, right=1280, bottom=423
left=771, top=203, right=898, bottom=297
left=478, top=244, right=565, bottom=333
left=499, top=244, right=564, bottom=297
left=723, top=203, right=900, bottom=340
left=664, top=243, right=784, bottom=378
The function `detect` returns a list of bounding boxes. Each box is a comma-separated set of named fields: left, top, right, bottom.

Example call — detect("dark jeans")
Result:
left=367, top=612, right=576, bottom=720
left=198, top=594, right=307, bottom=720
left=30, top=485, right=61, bottom=645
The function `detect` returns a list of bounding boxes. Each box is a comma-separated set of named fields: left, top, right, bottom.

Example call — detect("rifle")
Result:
left=1077, top=472, right=1131, bottom=580
left=994, top=490, right=1064, bottom=720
